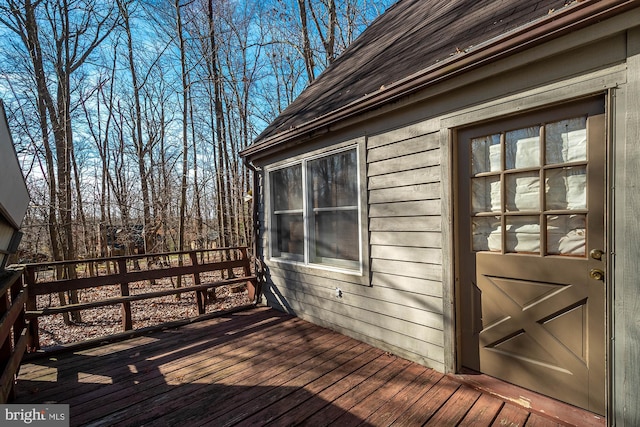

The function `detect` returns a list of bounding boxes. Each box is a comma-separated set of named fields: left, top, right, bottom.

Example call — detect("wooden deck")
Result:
left=14, top=307, right=605, bottom=426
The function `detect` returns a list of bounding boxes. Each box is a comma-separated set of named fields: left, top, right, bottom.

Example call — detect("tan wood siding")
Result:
left=369, top=166, right=441, bottom=190
left=367, top=130, right=446, bottom=368
left=369, top=200, right=441, bottom=217
left=265, top=264, right=445, bottom=370
left=371, top=272, right=443, bottom=298
left=371, top=245, right=442, bottom=264
left=611, top=26, right=640, bottom=427
left=368, top=149, right=440, bottom=176
left=369, top=216, right=441, bottom=232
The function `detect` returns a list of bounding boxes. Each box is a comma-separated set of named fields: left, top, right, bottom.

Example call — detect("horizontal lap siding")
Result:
left=260, top=125, right=446, bottom=370
left=367, top=129, right=445, bottom=369
left=265, top=264, right=445, bottom=368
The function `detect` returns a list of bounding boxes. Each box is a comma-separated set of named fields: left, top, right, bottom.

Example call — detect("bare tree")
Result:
left=1, top=0, right=118, bottom=322
left=117, top=0, right=154, bottom=255
left=0, top=0, right=393, bottom=270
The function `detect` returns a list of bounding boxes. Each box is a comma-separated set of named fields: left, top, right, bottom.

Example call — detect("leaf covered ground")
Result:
left=32, top=265, right=252, bottom=348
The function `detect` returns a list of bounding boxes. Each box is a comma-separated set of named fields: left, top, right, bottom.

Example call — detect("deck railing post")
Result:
left=11, top=271, right=26, bottom=349
left=189, top=251, right=206, bottom=315
left=117, top=258, right=133, bottom=331
left=240, top=247, right=256, bottom=302
left=0, top=282, right=11, bottom=400
left=24, top=267, right=39, bottom=351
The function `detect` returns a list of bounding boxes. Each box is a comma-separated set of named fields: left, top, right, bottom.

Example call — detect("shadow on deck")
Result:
left=14, top=307, right=604, bottom=426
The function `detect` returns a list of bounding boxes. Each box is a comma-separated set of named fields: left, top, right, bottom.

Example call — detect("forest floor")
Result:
left=33, top=269, right=252, bottom=348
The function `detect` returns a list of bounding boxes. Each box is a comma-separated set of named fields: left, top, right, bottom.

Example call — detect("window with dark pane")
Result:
left=271, top=165, right=303, bottom=258
left=269, top=147, right=361, bottom=270
left=308, top=149, right=359, bottom=265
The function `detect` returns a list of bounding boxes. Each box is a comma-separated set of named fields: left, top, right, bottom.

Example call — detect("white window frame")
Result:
left=267, top=144, right=363, bottom=274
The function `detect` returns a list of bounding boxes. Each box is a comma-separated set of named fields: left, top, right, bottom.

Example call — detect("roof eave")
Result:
left=241, top=0, right=639, bottom=161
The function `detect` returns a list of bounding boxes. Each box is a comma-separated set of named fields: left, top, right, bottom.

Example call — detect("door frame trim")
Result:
left=444, top=92, right=612, bottom=417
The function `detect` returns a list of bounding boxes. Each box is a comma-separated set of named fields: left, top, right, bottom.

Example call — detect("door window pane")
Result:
left=547, top=214, right=586, bottom=256
left=506, top=216, right=540, bottom=254
left=506, top=171, right=540, bottom=212
left=506, top=126, right=540, bottom=169
left=472, top=176, right=501, bottom=213
left=469, top=113, right=593, bottom=256
left=545, top=118, right=587, bottom=165
left=472, top=216, right=501, bottom=251
left=471, top=134, right=501, bottom=174
left=545, top=167, right=587, bottom=210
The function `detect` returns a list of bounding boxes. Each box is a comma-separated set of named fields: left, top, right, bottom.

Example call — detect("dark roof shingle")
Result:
left=254, top=0, right=569, bottom=145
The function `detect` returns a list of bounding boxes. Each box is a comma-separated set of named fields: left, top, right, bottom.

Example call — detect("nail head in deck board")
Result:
left=363, top=368, right=444, bottom=426
left=424, top=385, right=483, bottom=426
left=492, top=402, right=531, bottom=427
left=332, top=361, right=429, bottom=427
left=390, top=375, right=461, bottom=426
left=524, top=413, right=566, bottom=427
left=457, top=393, right=506, bottom=427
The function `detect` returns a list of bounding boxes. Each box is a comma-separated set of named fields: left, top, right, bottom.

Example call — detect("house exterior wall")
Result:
left=0, top=103, right=28, bottom=230
left=0, top=102, right=29, bottom=268
left=252, top=11, right=640, bottom=425
left=610, top=24, right=640, bottom=427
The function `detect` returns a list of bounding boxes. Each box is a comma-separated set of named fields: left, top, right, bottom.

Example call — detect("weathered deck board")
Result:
left=14, top=307, right=604, bottom=426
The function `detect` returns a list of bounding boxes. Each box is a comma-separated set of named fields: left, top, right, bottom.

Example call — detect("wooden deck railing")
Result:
left=0, top=266, right=29, bottom=403
left=21, top=247, right=258, bottom=352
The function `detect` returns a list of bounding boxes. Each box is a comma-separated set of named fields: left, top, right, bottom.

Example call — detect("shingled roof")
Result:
left=243, top=0, right=631, bottom=157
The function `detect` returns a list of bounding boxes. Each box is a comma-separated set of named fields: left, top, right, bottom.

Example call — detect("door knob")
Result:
left=590, top=249, right=604, bottom=260
left=589, top=269, right=605, bottom=281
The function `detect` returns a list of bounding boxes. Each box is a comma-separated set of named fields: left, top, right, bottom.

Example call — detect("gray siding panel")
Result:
left=368, top=149, right=440, bottom=176
left=612, top=27, right=640, bottom=427
left=368, top=166, right=441, bottom=189
left=371, top=258, right=442, bottom=281
left=369, top=216, right=441, bottom=232
left=370, top=231, right=441, bottom=248
left=264, top=268, right=445, bottom=368
left=369, top=183, right=441, bottom=203
left=371, top=272, right=443, bottom=298
left=369, top=200, right=441, bottom=217
left=371, top=245, right=442, bottom=264
left=366, top=129, right=446, bottom=369
left=259, top=127, right=447, bottom=371
left=367, top=132, right=439, bottom=162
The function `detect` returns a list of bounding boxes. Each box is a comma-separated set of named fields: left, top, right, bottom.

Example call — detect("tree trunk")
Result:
left=176, top=0, right=190, bottom=296
left=297, top=0, right=315, bottom=82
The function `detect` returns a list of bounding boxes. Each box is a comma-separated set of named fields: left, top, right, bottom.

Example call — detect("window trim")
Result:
left=266, top=143, right=365, bottom=276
